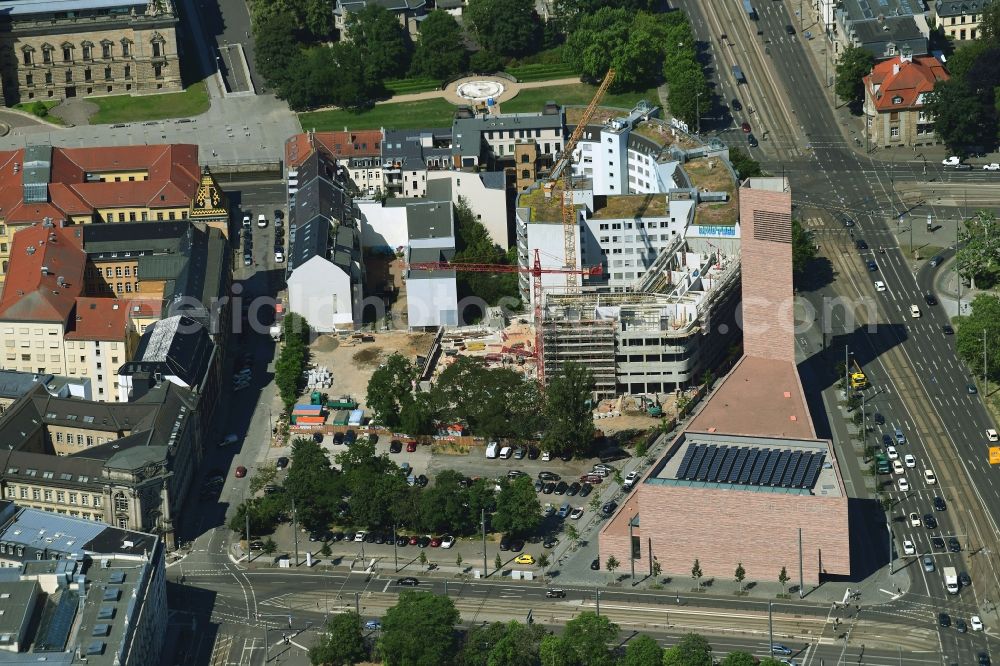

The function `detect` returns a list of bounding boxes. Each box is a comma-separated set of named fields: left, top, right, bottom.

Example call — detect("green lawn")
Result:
left=12, top=100, right=64, bottom=125
left=298, top=97, right=458, bottom=131
left=501, top=84, right=659, bottom=114
left=505, top=63, right=577, bottom=82
left=88, top=81, right=210, bottom=124
left=384, top=77, right=443, bottom=96
left=296, top=82, right=658, bottom=132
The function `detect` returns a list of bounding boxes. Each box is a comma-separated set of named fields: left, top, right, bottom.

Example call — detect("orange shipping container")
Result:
left=295, top=415, right=327, bottom=424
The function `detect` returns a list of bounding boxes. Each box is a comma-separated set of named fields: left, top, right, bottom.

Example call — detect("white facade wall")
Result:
left=83, top=339, right=127, bottom=402
left=427, top=171, right=510, bottom=249
left=356, top=201, right=410, bottom=252
left=524, top=219, right=583, bottom=309
left=346, top=160, right=385, bottom=194
left=406, top=276, right=458, bottom=327
left=287, top=256, right=356, bottom=332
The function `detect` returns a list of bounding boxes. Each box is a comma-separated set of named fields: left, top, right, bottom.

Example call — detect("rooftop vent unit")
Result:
left=26, top=246, right=35, bottom=255
left=41, top=266, right=49, bottom=275
left=57, top=276, right=66, bottom=287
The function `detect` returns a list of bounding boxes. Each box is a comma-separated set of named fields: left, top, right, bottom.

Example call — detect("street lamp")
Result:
left=696, top=92, right=702, bottom=135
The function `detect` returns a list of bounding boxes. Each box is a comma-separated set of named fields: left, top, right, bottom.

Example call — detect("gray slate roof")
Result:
left=936, top=0, right=994, bottom=15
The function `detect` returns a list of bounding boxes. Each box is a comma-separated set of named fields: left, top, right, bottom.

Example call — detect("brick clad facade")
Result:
left=599, top=177, right=851, bottom=585
left=738, top=180, right=794, bottom=363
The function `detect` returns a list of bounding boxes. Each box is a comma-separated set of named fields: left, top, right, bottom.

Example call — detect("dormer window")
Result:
left=892, top=95, right=903, bottom=104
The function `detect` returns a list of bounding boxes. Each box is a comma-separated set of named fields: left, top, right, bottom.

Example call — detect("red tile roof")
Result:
left=0, top=224, right=85, bottom=323
left=0, top=144, right=201, bottom=225
left=865, top=55, right=949, bottom=112
left=285, top=130, right=383, bottom=168
left=65, top=297, right=130, bottom=341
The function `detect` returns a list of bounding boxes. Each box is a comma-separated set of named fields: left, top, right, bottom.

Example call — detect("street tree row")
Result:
left=308, top=596, right=792, bottom=666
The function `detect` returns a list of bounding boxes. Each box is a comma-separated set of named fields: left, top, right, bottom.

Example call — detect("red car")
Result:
left=235, top=465, right=247, bottom=478
left=741, top=121, right=752, bottom=134
left=408, top=535, right=419, bottom=546
left=406, top=441, right=417, bottom=452
left=430, top=536, right=442, bottom=547
left=580, top=473, right=603, bottom=484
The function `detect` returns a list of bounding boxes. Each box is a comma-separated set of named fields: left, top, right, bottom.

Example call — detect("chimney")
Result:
left=893, top=63, right=900, bottom=75
left=40, top=266, right=49, bottom=275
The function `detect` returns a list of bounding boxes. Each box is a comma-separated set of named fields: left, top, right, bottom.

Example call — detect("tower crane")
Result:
left=547, top=70, right=616, bottom=287
left=407, top=250, right=602, bottom=384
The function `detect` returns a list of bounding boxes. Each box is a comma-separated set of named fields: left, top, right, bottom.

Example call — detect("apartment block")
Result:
left=936, top=0, right=995, bottom=40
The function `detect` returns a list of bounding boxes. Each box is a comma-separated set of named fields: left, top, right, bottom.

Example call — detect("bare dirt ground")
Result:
left=304, top=331, right=437, bottom=408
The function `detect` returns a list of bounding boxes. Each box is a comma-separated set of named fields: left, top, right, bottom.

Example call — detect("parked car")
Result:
left=542, top=482, right=556, bottom=494
left=579, top=483, right=593, bottom=497
left=566, top=482, right=581, bottom=496
left=235, top=466, right=247, bottom=478
left=275, top=456, right=289, bottom=470
left=389, top=440, right=402, bottom=453
left=554, top=481, right=568, bottom=495
left=984, top=163, right=1000, bottom=171
left=601, top=501, right=617, bottom=515
left=569, top=507, right=584, bottom=520
left=514, top=553, right=535, bottom=565
left=942, top=156, right=961, bottom=166
left=365, top=619, right=381, bottom=631
left=538, top=471, right=561, bottom=481
left=590, top=558, right=601, bottom=570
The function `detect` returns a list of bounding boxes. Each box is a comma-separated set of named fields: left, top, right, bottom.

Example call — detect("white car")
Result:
left=242, top=215, right=252, bottom=229
left=902, top=539, right=916, bottom=555
left=274, top=249, right=285, bottom=263
left=892, top=460, right=905, bottom=475
left=541, top=451, right=551, bottom=461
left=874, top=280, right=886, bottom=292
left=898, top=477, right=910, bottom=492
left=440, top=535, right=455, bottom=549
left=909, top=512, right=921, bottom=527
left=924, top=469, right=937, bottom=485
left=623, top=470, right=640, bottom=487
left=886, top=445, right=898, bottom=460
left=971, top=615, right=984, bottom=631
left=569, top=507, right=585, bottom=520
left=257, top=214, right=267, bottom=228
left=987, top=429, right=999, bottom=442
left=984, top=163, right=1000, bottom=171
left=904, top=454, right=916, bottom=468
left=354, top=531, right=366, bottom=542
left=942, top=156, right=961, bottom=166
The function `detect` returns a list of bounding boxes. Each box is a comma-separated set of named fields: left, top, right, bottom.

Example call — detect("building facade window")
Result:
left=114, top=492, right=128, bottom=512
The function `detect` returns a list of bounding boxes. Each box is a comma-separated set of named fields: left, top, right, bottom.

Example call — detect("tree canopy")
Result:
left=957, top=210, right=1000, bottom=288
left=541, top=611, right=619, bottom=666
left=956, top=294, right=1000, bottom=383
left=492, top=475, right=542, bottom=536
left=308, top=612, right=366, bottom=665
left=345, top=4, right=412, bottom=87
left=335, top=439, right=407, bottom=530
left=285, top=437, right=342, bottom=531
left=662, top=633, right=713, bottom=666
left=378, top=591, right=460, bottom=665
left=453, top=198, right=520, bottom=307
left=465, top=0, right=541, bottom=58
left=431, top=357, right=540, bottom=440
left=274, top=313, right=311, bottom=411
left=620, top=634, right=663, bottom=666
left=366, top=353, right=419, bottom=428
left=458, top=620, right=546, bottom=666
left=564, top=9, right=668, bottom=91
left=542, top=362, right=595, bottom=455
left=791, top=218, right=817, bottom=278
left=410, top=11, right=468, bottom=80
left=834, top=45, right=874, bottom=108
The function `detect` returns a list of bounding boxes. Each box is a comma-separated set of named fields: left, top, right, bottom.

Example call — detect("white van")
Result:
left=499, top=446, right=512, bottom=459
left=257, top=214, right=267, bottom=228
left=485, top=441, right=499, bottom=459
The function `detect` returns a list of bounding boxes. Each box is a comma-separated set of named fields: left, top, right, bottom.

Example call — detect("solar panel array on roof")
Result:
left=675, top=444, right=826, bottom=490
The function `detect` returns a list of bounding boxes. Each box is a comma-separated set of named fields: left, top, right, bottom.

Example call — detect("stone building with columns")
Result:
left=0, top=0, right=181, bottom=107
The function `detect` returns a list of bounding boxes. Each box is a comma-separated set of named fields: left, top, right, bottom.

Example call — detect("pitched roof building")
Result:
left=0, top=144, right=229, bottom=284
left=863, top=54, right=949, bottom=148
left=935, top=0, right=995, bottom=41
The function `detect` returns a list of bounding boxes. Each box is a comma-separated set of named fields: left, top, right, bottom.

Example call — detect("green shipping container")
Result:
left=333, top=410, right=350, bottom=426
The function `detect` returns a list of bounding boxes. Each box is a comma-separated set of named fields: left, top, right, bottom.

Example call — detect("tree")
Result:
left=925, top=78, right=996, bottom=153
left=729, top=148, right=764, bottom=178
left=662, top=633, right=713, bottom=666
left=565, top=523, right=580, bottom=544
left=410, top=10, right=467, bottom=80
left=399, top=392, right=435, bottom=437
left=461, top=621, right=546, bottom=666
left=539, top=634, right=577, bottom=666
left=652, top=560, right=662, bottom=578
left=418, top=550, right=428, bottom=567
left=466, top=0, right=540, bottom=57
left=336, top=440, right=407, bottom=530
left=367, top=353, right=418, bottom=428
left=285, top=437, right=342, bottom=531
left=452, top=198, right=521, bottom=307
left=492, top=476, right=542, bottom=536
left=543, top=362, right=595, bottom=456
left=249, top=462, right=278, bottom=494
left=419, top=470, right=480, bottom=534
left=228, top=494, right=287, bottom=536
left=564, top=9, right=670, bottom=91
left=956, top=211, right=1000, bottom=288
left=559, top=612, right=618, bottom=666
left=734, top=562, right=746, bottom=594
left=791, top=218, right=816, bottom=277
left=431, top=357, right=539, bottom=440
left=720, top=651, right=759, bottom=666
left=379, top=591, right=459, bottom=664
left=691, top=558, right=703, bottom=590
left=456, top=552, right=464, bottom=569
left=778, top=566, right=790, bottom=595
left=495, top=553, right=503, bottom=571
left=980, top=0, right=1000, bottom=43
left=469, top=49, right=505, bottom=73
left=620, top=634, right=663, bottom=666
left=834, top=45, right=874, bottom=108
left=254, top=12, right=299, bottom=94
left=275, top=313, right=311, bottom=411
left=263, top=538, right=277, bottom=555
left=956, top=294, right=1000, bottom=382
left=605, top=555, right=620, bottom=574
left=309, top=612, right=366, bottom=665
left=345, top=4, right=412, bottom=88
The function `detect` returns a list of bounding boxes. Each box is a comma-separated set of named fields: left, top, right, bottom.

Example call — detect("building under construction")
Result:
left=543, top=235, right=741, bottom=398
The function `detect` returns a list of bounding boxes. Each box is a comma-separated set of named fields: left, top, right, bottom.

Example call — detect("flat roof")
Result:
left=650, top=432, right=841, bottom=497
